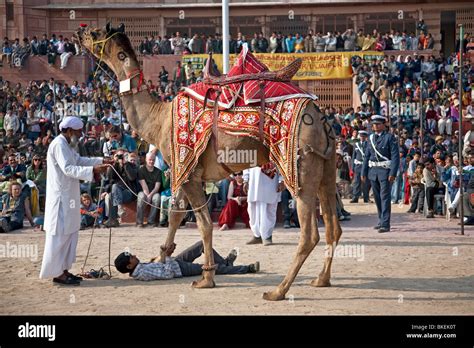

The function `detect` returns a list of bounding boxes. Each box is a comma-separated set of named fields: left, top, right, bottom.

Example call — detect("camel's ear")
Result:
left=117, top=23, right=125, bottom=33
left=105, top=22, right=111, bottom=34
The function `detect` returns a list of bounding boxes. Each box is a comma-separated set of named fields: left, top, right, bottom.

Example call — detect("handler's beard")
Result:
left=69, top=135, right=79, bottom=151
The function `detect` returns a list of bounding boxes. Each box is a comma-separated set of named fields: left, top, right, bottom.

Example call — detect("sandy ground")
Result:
left=0, top=200, right=473, bottom=315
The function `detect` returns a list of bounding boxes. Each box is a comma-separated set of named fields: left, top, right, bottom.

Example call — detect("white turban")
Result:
left=59, top=116, right=83, bottom=131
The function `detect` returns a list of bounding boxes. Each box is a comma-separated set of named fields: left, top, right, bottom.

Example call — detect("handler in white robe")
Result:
left=40, top=116, right=107, bottom=284
left=244, top=165, right=284, bottom=246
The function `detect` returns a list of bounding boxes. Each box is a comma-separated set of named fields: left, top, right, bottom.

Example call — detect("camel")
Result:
left=75, top=23, right=342, bottom=301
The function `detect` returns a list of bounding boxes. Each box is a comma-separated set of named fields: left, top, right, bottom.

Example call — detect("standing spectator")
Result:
left=268, top=32, right=278, bottom=53
left=218, top=172, right=250, bottom=231
left=314, top=32, right=326, bottom=53
left=173, top=61, right=185, bottom=89
left=244, top=163, right=284, bottom=246
left=256, top=32, right=268, bottom=53
left=324, top=32, right=337, bottom=52
left=362, top=33, right=376, bottom=51
left=284, top=34, right=295, bottom=53
left=407, top=163, right=425, bottom=213
left=294, top=33, right=304, bottom=53
left=423, top=158, right=441, bottom=218
left=184, top=61, right=194, bottom=86
left=342, top=29, right=356, bottom=51
left=159, top=36, right=172, bottom=55
left=171, top=32, right=186, bottom=55
left=30, top=36, right=39, bottom=55
left=304, top=33, right=314, bottom=53
left=136, top=153, right=162, bottom=228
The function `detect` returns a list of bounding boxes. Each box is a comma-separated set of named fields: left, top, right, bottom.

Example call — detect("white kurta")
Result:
left=40, top=134, right=103, bottom=279
left=244, top=167, right=281, bottom=239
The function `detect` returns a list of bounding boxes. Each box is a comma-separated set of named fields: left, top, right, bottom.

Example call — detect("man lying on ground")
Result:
left=114, top=241, right=259, bottom=280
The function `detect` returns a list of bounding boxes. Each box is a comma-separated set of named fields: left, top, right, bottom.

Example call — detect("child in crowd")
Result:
left=80, top=193, right=103, bottom=229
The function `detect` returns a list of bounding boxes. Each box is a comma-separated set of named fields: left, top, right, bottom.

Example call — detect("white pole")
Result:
left=222, top=0, right=229, bottom=74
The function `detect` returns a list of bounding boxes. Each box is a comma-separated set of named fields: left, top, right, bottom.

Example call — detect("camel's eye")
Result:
left=117, top=51, right=127, bottom=61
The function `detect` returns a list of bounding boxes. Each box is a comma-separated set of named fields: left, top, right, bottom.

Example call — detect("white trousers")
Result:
left=39, top=232, right=79, bottom=279
left=438, top=118, right=452, bottom=135
left=248, top=201, right=278, bottom=240
left=60, top=52, right=72, bottom=68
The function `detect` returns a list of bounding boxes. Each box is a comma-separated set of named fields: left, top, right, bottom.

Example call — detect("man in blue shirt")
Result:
left=362, top=115, right=400, bottom=232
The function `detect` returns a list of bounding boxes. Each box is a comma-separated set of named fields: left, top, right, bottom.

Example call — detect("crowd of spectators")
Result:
left=331, top=39, right=474, bottom=223
left=1, top=24, right=474, bottom=232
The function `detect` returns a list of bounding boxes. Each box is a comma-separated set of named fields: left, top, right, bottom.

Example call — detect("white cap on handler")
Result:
left=371, top=115, right=387, bottom=124
left=59, top=116, right=84, bottom=131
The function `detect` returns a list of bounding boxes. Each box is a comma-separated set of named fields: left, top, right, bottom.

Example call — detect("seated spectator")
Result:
left=0, top=182, right=35, bottom=233
left=218, top=172, right=250, bottom=231
left=1, top=39, right=13, bottom=67
left=104, top=149, right=138, bottom=227
left=26, top=155, right=46, bottom=194
left=136, top=153, right=162, bottom=227
left=80, top=193, right=103, bottom=229
left=1, top=154, right=26, bottom=183
left=3, top=128, right=20, bottom=150
left=103, top=125, right=137, bottom=157
left=114, top=240, right=259, bottom=281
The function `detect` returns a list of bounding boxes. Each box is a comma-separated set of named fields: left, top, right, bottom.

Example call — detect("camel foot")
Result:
left=191, top=277, right=216, bottom=289
left=262, top=290, right=286, bottom=301
left=310, top=277, right=331, bottom=287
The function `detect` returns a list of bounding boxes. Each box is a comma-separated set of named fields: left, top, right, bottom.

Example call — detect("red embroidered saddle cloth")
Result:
left=170, top=93, right=312, bottom=197
left=182, top=45, right=316, bottom=108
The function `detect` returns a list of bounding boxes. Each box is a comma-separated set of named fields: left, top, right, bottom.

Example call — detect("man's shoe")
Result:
left=225, top=248, right=238, bottom=266
left=246, top=236, right=262, bottom=245
left=342, top=210, right=351, bottom=216
left=407, top=210, right=415, bottom=213
left=64, top=271, right=83, bottom=281
left=138, top=223, right=146, bottom=228
left=105, top=219, right=120, bottom=228
left=0, top=219, right=11, bottom=233
left=248, top=261, right=260, bottom=273
left=374, top=225, right=381, bottom=230
left=53, top=276, right=80, bottom=285
left=263, top=237, right=273, bottom=246
left=364, top=199, right=372, bottom=203
left=378, top=227, right=390, bottom=233
left=283, top=220, right=291, bottom=229
left=350, top=198, right=358, bottom=203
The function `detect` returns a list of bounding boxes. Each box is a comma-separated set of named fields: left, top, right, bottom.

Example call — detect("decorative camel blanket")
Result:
left=182, top=45, right=316, bottom=109
left=170, top=93, right=312, bottom=197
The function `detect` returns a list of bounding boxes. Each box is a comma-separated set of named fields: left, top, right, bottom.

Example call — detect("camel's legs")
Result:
left=263, top=158, right=323, bottom=301
left=311, top=155, right=342, bottom=287
left=160, top=189, right=188, bottom=262
left=180, top=180, right=216, bottom=288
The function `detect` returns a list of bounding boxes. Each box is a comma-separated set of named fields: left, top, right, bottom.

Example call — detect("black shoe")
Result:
left=53, top=276, right=80, bottom=285
left=374, top=225, right=381, bottom=230
left=283, top=221, right=291, bottom=229
left=378, top=227, right=390, bottom=233
left=342, top=210, right=351, bottom=216
left=407, top=210, right=415, bottom=213
left=225, top=249, right=238, bottom=266
left=248, top=261, right=260, bottom=273
left=64, top=271, right=83, bottom=281
left=105, top=219, right=120, bottom=228
left=350, top=198, right=358, bottom=203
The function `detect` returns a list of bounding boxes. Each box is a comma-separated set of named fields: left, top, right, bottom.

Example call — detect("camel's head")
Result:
left=74, top=22, right=138, bottom=73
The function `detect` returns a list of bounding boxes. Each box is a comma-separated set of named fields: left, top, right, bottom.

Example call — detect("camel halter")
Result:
left=91, top=31, right=121, bottom=78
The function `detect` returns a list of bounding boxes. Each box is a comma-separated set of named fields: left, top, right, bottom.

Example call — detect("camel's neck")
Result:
left=111, top=61, right=165, bottom=147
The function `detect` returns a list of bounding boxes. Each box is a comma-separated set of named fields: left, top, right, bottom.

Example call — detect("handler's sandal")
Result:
left=53, top=276, right=80, bottom=285
left=246, top=237, right=262, bottom=245
left=263, top=237, right=273, bottom=246
left=248, top=261, right=260, bottom=273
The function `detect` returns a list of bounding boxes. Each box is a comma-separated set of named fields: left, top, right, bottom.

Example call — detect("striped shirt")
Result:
left=131, top=258, right=183, bottom=281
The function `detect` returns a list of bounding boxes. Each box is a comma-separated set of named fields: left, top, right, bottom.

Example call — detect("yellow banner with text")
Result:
left=182, top=51, right=384, bottom=80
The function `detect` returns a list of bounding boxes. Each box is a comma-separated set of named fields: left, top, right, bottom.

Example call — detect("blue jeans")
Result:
left=174, top=241, right=249, bottom=276
left=391, top=173, right=403, bottom=203
left=108, top=184, right=135, bottom=220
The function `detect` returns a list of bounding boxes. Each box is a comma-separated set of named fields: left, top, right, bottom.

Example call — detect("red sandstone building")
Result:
left=2, top=0, right=473, bottom=55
